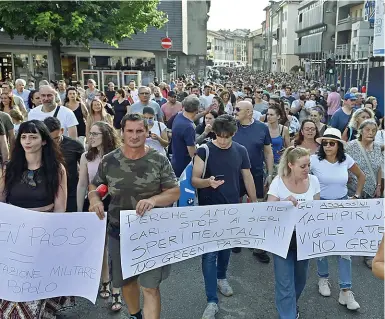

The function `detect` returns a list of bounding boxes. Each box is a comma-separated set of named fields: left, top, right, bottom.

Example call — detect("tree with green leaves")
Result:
left=0, top=1, right=167, bottom=79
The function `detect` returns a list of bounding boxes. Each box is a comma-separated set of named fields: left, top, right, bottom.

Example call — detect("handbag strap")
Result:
left=53, top=105, right=61, bottom=118
left=157, top=119, right=162, bottom=134
left=356, top=140, right=376, bottom=184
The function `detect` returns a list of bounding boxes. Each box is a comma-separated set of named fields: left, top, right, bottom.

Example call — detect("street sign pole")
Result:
left=166, top=14, right=169, bottom=59
left=166, top=14, right=169, bottom=82
left=366, top=36, right=372, bottom=94
left=344, top=45, right=347, bottom=92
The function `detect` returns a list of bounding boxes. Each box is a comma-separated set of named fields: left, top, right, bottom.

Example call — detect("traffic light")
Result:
left=326, top=58, right=335, bottom=74
left=167, top=57, right=176, bottom=73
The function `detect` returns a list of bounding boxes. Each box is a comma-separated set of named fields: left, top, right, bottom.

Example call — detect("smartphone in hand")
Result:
left=214, top=175, right=225, bottom=181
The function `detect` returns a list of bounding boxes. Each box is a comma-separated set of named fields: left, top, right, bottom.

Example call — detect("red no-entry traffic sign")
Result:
left=161, top=37, right=172, bottom=49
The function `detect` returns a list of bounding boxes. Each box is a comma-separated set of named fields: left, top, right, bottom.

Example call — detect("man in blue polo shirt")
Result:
left=232, top=100, right=274, bottom=263
left=171, top=95, right=199, bottom=177
left=330, top=93, right=357, bottom=133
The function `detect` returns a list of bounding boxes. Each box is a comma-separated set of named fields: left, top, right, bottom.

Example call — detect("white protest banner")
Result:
left=120, top=202, right=295, bottom=279
left=0, top=203, right=106, bottom=303
left=296, top=199, right=384, bottom=260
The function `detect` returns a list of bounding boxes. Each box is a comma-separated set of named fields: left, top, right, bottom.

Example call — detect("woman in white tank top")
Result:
left=76, top=121, right=122, bottom=311
left=267, top=146, right=321, bottom=319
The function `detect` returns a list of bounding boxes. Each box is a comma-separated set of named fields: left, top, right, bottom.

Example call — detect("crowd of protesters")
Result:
left=0, top=68, right=383, bottom=319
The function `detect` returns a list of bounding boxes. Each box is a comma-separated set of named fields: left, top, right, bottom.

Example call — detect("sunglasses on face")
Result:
left=235, top=107, right=243, bottom=112
left=322, top=141, right=336, bottom=147
left=255, top=91, right=263, bottom=94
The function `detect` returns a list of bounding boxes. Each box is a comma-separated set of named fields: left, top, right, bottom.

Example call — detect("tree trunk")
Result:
left=51, top=39, right=63, bottom=80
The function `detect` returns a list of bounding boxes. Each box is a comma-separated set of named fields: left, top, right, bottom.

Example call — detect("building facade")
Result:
left=262, top=1, right=281, bottom=72
left=206, top=29, right=249, bottom=66
left=335, top=0, right=373, bottom=60
left=207, top=30, right=227, bottom=61
left=0, top=0, right=210, bottom=86
left=247, top=29, right=264, bottom=71
left=277, top=0, right=301, bottom=73
left=294, top=0, right=337, bottom=57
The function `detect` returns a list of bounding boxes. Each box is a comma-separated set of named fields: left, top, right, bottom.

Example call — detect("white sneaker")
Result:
left=339, top=290, right=360, bottom=310
left=217, top=279, right=233, bottom=297
left=318, top=278, right=331, bottom=297
left=201, top=302, right=218, bottom=319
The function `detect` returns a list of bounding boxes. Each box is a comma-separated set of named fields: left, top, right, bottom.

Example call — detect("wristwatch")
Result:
left=353, top=194, right=360, bottom=199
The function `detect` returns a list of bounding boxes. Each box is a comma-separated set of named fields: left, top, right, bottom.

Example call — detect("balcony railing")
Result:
left=336, top=44, right=351, bottom=55
left=337, top=16, right=363, bottom=25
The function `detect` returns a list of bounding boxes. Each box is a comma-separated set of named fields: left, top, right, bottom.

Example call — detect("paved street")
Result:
left=58, top=250, right=384, bottom=319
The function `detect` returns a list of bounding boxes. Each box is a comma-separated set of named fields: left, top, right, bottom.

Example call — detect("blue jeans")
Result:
left=318, top=196, right=352, bottom=290
left=273, top=251, right=309, bottom=319
left=202, top=249, right=231, bottom=304
left=317, top=256, right=352, bottom=289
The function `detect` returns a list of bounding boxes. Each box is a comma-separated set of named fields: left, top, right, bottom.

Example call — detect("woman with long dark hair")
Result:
left=27, top=89, right=41, bottom=109
left=266, top=105, right=290, bottom=169
left=211, top=96, right=226, bottom=115
left=77, top=121, right=122, bottom=311
left=195, top=110, right=219, bottom=145
left=0, top=120, right=72, bottom=317
left=95, top=91, right=115, bottom=116
left=112, top=88, right=130, bottom=133
left=292, top=119, right=320, bottom=154
left=64, top=86, right=89, bottom=145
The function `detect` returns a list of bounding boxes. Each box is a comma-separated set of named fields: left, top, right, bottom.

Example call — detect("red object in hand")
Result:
left=96, top=184, right=108, bottom=198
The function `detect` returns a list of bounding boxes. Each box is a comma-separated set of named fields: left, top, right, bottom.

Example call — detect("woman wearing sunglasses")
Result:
left=77, top=121, right=122, bottom=311
left=310, top=127, right=365, bottom=311
left=0, top=120, right=73, bottom=317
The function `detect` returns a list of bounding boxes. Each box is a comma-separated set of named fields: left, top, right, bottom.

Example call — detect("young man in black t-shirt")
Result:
left=192, top=114, right=257, bottom=319
left=43, top=117, right=84, bottom=212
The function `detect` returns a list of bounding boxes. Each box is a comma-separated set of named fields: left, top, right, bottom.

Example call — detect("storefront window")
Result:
left=77, top=57, right=90, bottom=84
left=0, top=53, right=12, bottom=81
left=61, top=55, right=77, bottom=84
left=13, top=54, right=30, bottom=80
left=32, top=54, right=49, bottom=80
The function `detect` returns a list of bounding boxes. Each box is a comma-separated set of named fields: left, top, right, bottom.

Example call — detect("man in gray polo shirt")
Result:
left=130, top=86, right=164, bottom=122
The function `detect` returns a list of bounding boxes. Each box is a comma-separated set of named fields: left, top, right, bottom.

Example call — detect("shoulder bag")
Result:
left=357, top=140, right=377, bottom=197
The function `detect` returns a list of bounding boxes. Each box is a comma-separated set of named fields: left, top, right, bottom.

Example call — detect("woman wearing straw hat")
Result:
left=310, top=127, right=366, bottom=311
